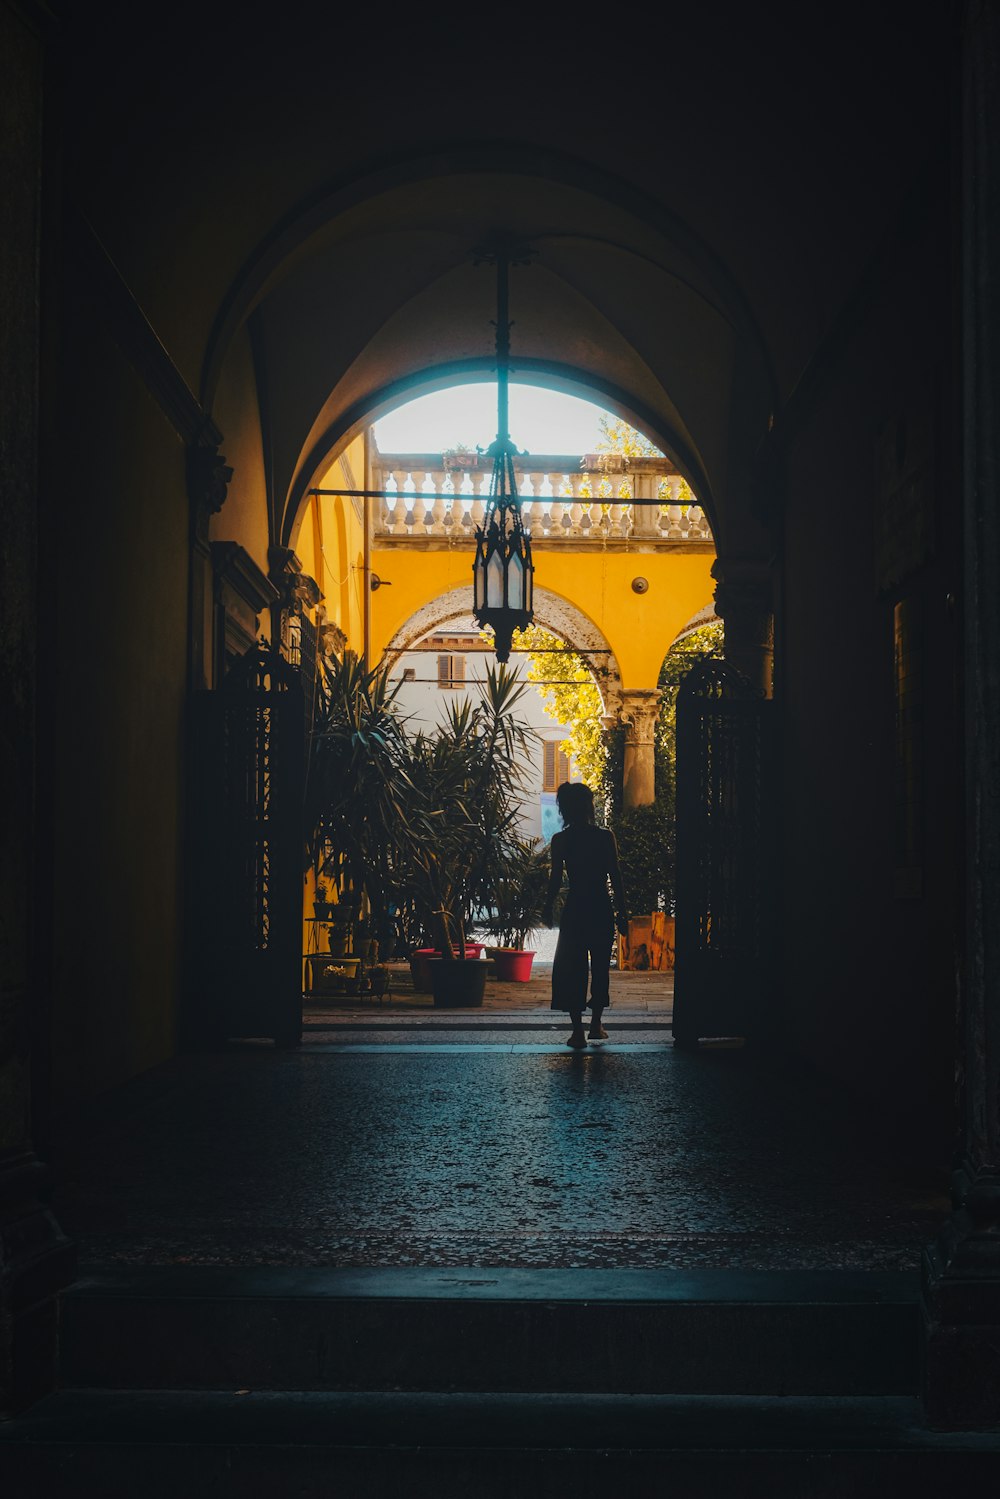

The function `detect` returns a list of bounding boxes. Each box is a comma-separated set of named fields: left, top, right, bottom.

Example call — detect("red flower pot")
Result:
left=410, top=949, right=439, bottom=992
left=492, top=949, right=535, bottom=982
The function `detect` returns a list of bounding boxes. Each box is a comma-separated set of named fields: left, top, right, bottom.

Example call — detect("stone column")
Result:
left=712, top=558, right=775, bottom=698
left=922, top=0, right=1000, bottom=1430
left=620, top=690, right=660, bottom=808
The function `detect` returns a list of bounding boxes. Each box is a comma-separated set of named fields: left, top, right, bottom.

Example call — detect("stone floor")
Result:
left=304, top=956, right=673, bottom=1024
left=49, top=970, right=949, bottom=1274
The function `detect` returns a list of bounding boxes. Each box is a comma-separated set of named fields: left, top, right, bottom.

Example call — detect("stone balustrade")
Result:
left=370, top=453, right=713, bottom=546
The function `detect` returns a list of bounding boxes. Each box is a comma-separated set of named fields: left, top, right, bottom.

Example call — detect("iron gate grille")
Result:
left=672, top=656, right=774, bottom=1043
left=186, top=643, right=304, bottom=1046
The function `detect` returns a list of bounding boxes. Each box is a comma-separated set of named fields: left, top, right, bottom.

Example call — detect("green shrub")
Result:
left=611, top=802, right=674, bottom=915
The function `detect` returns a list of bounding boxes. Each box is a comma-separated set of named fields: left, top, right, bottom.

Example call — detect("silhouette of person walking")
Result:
left=542, top=782, right=629, bottom=1048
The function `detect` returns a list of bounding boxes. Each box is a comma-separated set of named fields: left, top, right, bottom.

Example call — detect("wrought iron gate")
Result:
left=672, top=656, right=774, bottom=1045
left=186, top=643, right=304, bottom=1046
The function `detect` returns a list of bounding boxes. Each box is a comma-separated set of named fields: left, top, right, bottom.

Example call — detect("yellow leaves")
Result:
left=595, top=414, right=663, bottom=459
left=517, top=624, right=605, bottom=788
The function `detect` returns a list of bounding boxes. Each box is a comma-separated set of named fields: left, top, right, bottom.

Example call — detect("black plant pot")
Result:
left=428, top=957, right=487, bottom=1008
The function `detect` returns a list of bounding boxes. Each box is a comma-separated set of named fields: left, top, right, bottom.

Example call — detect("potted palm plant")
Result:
left=396, top=715, right=489, bottom=1006
left=396, top=664, right=536, bottom=1007
left=305, top=650, right=410, bottom=969
left=484, top=836, right=549, bottom=980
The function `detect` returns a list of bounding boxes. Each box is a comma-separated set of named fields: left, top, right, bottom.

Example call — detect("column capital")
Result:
left=187, top=438, right=233, bottom=540
left=268, top=546, right=323, bottom=612
left=711, top=557, right=775, bottom=698
left=618, top=688, right=661, bottom=743
left=618, top=688, right=660, bottom=807
left=711, top=556, right=774, bottom=617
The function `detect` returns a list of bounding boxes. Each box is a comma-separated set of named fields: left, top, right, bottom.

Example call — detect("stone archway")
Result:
left=383, top=584, right=624, bottom=720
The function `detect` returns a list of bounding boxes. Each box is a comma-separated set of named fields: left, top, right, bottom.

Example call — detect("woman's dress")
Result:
left=549, top=824, right=619, bottom=1013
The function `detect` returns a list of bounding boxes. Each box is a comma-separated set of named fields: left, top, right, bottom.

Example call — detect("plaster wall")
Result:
left=49, top=298, right=189, bottom=1108
left=779, top=222, right=959, bottom=1159
left=209, top=325, right=270, bottom=574
left=369, top=547, right=715, bottom=691
left=295, top=437, right=367, bottom=647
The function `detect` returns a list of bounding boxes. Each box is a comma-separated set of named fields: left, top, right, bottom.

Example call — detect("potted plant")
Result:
left=484, top=837, right=549, bottom=981
left=312, top=876, right=336, bottom=921
left=305, top=650, right=409, bottom=963
left=395, top=664, right=536, bottom=1007
left=396, top=727, right=488, bottom=1006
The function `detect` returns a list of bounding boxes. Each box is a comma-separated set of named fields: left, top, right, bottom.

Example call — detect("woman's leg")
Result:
left=553, top=909, right=589, bottom=1045
left=587, top=1006, right=608, bottom=1040
left=567, top=1009, right=587, bottom=1048
left=587, top=915, right=615, bottom=1038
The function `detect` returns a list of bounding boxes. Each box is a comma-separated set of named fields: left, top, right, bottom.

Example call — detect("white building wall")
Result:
left=386, top=634, right=576, bottom=843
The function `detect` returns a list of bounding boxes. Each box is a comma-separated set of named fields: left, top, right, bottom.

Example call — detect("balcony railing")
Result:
left=370, top=453, right=713, bottom=545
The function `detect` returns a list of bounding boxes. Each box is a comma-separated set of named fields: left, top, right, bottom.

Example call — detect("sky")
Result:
left=372, top=383, right=643, bottom=456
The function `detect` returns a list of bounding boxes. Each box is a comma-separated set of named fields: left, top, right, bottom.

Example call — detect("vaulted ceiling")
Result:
left=53, top=2, right=944, bottom=558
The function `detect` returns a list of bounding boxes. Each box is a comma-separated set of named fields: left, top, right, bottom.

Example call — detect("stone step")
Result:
left=3, top=1390, right=999, bottom=1497
left=60, top=1266, right=919, bottom=1397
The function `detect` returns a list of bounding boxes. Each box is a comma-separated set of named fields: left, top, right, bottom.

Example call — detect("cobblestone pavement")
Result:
left=52, top=991, right=948, bottom=1272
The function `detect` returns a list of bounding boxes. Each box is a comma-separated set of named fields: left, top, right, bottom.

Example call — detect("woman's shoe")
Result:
left=588, top=1025, right=609, bottom=1041
left=567, top=1029, right=587, bottom=1048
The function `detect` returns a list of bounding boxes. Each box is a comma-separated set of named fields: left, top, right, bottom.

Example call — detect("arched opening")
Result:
left=6, top=10, right=973, bottom=1444
left=293, top=374, right=717, bottom=1000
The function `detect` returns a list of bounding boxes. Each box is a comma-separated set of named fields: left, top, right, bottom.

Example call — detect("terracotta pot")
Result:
left=491, top=948, right=535, bottom=982
left=428, top=957, right=487, bottom=1008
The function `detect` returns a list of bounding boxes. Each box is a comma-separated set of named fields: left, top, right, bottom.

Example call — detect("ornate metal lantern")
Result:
left=472, top=247, right=534, bottom=663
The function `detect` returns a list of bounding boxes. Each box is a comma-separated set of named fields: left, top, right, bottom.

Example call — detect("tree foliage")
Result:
left=655, top=619, right=726, bottom=768
left=516, top=623, right=607, bottom=788
left=595, top=413, right=662, bottom=458
left=595, top=413, right=696, bottom=505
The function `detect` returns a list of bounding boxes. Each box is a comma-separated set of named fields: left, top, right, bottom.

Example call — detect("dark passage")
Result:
left=52, top=1039, right=944, bottom=1272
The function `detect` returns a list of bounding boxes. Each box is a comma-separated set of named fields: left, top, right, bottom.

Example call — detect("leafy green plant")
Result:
left=611, top=803, right=675, bottom=915
left=305, top=650, right=410, bottom=955
left=483, top=837, right=550, bottom=950
left=394, top=663, right=537, bottom=959
left=599, top=622, right=725, bottom=912
left=518, top=623, right=607, bottom=788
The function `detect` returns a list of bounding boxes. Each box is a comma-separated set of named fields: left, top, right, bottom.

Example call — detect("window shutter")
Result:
left=543, top=741, right=557, bottom=792
left=437, top=654, right=466, bottom=688
left=544, top=741, right=573, bottom=791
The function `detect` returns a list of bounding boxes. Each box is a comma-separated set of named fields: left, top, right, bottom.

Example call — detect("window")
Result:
left=437, top=654, right=466, bottom=689
left=401, top=667, right=416, bottom=682
left=543, top=740, right=572, bottom=792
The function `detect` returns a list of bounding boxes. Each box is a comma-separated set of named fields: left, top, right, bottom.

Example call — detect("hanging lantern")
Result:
left=472, top=439, right=534, bottom=663
left=472, top=247, right=535, bottom=663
